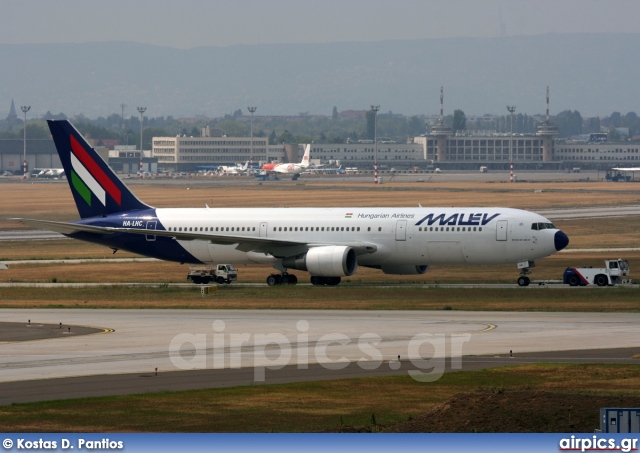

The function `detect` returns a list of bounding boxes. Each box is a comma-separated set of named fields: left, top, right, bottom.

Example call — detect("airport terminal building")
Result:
left=3, top=128, right=640, bottom=174
left=151, top=126, right=277, bottom=172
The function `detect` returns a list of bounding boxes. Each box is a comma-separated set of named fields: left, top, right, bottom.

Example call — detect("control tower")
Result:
left=536, top=86, right=558, bottom=162
left=430, top=86, right=452, bottom=162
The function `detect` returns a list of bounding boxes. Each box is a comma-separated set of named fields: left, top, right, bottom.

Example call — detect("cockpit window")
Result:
left=531, top=222, right=556, bottom=230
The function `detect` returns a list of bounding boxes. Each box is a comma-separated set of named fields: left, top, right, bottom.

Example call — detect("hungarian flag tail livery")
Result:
left=47, top=120, right=151, bottom=219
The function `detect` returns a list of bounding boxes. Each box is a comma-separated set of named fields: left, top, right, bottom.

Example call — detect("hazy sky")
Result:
left=3, top=0, right=639, bottom=48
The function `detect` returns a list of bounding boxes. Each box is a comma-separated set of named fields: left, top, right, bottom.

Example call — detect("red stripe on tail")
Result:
left=70, top=135, right=121, bottom=205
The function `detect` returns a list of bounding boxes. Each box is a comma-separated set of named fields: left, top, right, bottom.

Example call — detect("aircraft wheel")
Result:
left=191, top=276, right=202, bottom=284
left=267, top=274, right=280, bottom=286
left=310, top=276, right=322, bottom=285
left=327, top=276, right=341, bottom=286
left=287, top=274, right=298, bottom=285
left=280, top=274, right=290, bottom=285
left=517, top=276, right=530, bottom=287
left=216, top=276, right=226, bottom=284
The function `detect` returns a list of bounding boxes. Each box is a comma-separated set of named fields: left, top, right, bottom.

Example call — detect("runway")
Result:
left=1, top=309, right=639, bottom=404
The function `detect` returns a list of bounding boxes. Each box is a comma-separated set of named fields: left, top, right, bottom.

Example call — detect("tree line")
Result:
left=1, top=107, right=639, bottom=147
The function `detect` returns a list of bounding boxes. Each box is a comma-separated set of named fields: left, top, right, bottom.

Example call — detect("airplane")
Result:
left=261, top=144, right=311, bottom=180
left=13, top=120, right=569, bottom=287
left=218, top=161, right=250, bottom=176
left=35, top=168, right=66, bottom=179
left=607, top=167, right=640, bottom=182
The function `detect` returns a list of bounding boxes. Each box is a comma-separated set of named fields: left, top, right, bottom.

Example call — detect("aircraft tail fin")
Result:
left=47, top=120, right=152, bottom=219
left=300, top=144, right=311, bottom=168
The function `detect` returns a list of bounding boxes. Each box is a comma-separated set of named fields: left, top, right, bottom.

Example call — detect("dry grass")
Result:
left=1, top=364, right=639, bottom=432
left=3, top=179, right=640, bottom=225
left=1, top=284, right=639, bottom=311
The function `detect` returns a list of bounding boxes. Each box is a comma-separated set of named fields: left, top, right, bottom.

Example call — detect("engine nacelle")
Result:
left=282, top=246, right=357, bottom=277
left=380, top=264, right=429, bottom=275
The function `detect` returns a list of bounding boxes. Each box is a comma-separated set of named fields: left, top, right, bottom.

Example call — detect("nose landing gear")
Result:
left=517, top=261, right=535, bottom=287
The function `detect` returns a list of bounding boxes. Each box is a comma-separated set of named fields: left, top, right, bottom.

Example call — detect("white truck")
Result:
left=563, top=259, right=630, bottom=287
left=187, top=264, right=238, bottom=285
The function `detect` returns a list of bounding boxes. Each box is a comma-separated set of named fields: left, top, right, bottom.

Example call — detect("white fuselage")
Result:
left=155, top=207, right=560, bottom=267
left=271, top=163, right=305, bottom=175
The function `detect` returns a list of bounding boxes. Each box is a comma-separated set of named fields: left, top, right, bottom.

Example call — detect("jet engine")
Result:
left=380, top=264, right=429, bottom=275
left=282, top=246, right=357, bottom=277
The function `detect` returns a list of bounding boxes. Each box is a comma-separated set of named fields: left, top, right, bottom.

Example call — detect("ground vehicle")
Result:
left=563, top=259, right=630, bottom=286
left=187, top=264, right=238, bottom=284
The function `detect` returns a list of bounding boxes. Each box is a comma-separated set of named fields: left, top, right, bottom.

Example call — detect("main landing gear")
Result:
left=310, top=276, right=341, bottom=286
left=266, top=273, right=298, bottom=286
left=516, top=260, right=535, bottom=287
left=265, top=273, right=342, bottom=286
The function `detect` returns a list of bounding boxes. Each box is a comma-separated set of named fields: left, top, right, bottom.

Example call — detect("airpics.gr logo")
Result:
left=69, top=134, right=121, bottom=207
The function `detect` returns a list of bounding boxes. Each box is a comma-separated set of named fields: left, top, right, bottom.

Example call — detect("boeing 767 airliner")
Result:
left=14, top=120, right=569, bottom=286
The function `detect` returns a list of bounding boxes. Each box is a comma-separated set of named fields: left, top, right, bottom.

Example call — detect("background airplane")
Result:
left=261, top=144, right=311, bottom=180
left=218, top=161, right=251, bottom=176
left=14, top=120, right=569, bottom=287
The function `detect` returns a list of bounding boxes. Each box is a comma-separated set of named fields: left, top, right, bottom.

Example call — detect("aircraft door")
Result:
left=496, top=220, right=508, bottom=241
left=146, top=221, right=157, bottom=241
left=259, top=222, right=268, bottom=237
left=395, top=220, right=407, bottom=241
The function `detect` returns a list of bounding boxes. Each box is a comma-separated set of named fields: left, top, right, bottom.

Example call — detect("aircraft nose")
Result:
left=554, top=230, right=569, bottom=251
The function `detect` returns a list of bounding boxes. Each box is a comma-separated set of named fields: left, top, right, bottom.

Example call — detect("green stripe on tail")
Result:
left=71, top=170, right=92, bottom=206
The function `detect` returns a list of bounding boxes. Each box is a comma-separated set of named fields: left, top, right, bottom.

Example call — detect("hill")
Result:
left=1, top=34, right=638, bottom=118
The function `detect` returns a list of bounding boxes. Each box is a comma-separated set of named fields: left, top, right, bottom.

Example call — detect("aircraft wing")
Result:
left=12, top=218, right=378, bottom=257
left=13, top=218, right=115, bottom=236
